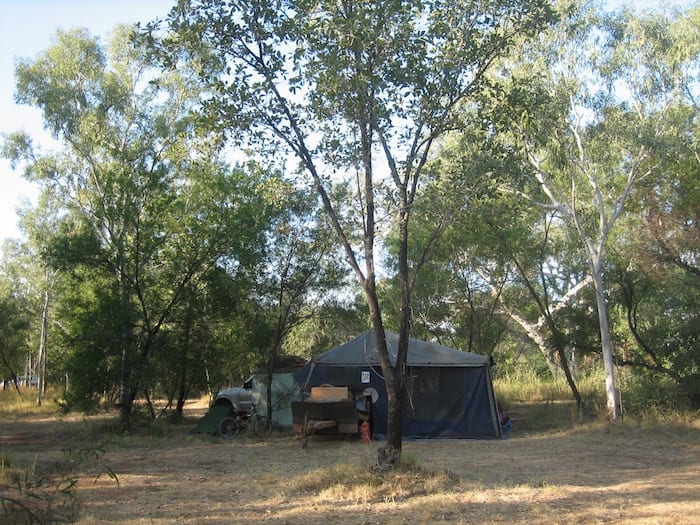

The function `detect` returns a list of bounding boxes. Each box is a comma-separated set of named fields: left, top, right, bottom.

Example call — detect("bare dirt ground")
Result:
left=2, top=401, right=699, bottom=524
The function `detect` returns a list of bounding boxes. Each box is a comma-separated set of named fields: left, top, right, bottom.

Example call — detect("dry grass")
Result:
left=1, top=397, right=699, bottom=524
left=0, top=388, right=60, bottom=417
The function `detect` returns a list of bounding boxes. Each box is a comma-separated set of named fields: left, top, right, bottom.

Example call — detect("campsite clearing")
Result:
left=1, top=401, right=699, bottom=524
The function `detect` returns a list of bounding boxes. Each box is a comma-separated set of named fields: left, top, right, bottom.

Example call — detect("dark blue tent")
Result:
left=294, top=330, right=502, bottom=439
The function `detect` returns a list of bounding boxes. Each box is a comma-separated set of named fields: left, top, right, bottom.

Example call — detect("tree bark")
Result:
left=35, top=280, right=49, bottom=407
left=364, top=277, right=403, bottom=467
left=591, top=261, right=621, bottom=421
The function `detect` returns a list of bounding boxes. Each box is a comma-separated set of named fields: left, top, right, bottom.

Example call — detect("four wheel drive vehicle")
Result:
left=214, top=385, right=254, bottom=415
left=211, top=377, right=272, bottom=439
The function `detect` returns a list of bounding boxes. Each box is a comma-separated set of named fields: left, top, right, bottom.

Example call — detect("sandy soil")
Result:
left=1, top=403, right=699, bottom=524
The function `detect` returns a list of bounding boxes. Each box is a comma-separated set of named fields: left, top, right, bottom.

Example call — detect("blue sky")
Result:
left=0, top=0, right=175, bottom=248
left=0, top=0, right=690, bottom=248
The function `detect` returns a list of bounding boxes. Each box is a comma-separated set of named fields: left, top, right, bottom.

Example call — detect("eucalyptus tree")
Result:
left=478, top=3, right=699, bottom=420
left=147, top=0, right=555, bottom=465
left=605, top=6, right=700, bottom=406
left=4, top=27, right=273, bottom=428
left=12, top=192, right=69, bottom=405
left=407, top=131, right=594, bottom=407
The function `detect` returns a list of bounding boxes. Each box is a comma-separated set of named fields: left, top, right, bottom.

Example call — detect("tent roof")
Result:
left=312, top=330, right=489, bottom=368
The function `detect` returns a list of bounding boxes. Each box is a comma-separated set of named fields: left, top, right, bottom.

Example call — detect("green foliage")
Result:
left=608, top=263, right=699, bottom=406
left=424, top=2, right=700, bottom=416
left=3, top=26, right=281, bottom=426
left=623, top=372, right=696, bottom=414
left=285, top=298, right=368, bottom=358
left=253, top=185, right=352, bottom=382
left=50, top=268, right=131, bottom=410
left=0, top=278, right=32, bottom=386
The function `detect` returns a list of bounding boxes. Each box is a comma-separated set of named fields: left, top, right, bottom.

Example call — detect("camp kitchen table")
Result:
left=291, top=386, right=361, bottom=448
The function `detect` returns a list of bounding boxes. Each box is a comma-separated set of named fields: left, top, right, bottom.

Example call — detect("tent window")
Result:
left=407, top=367, right=465, bottom=421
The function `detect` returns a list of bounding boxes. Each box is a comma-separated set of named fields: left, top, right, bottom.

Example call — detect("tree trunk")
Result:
left=144, top=389, right=156, bottom=420
left=517, top=318, right=562, bottom=378
left=118, top=351, right=133, bottom=430
left=176, top=375, right=187, bottom=415
left=509, top=311, right=582, bottom=410
left=591, top=262, right=620, bottom=421
left=365, top=285, right=403, bottom=468
left=0, top=351, right=21, bottom=394
left=266, top=368, right=274, bottom=422
left=554, top=344, right=582, bottom=412
left=176, top=310, right=193, bottom=415
left=35, top=285, right=49, bottom=407
left=118, top=262, right=133, bottom=430
left=120, top=390, right=134, bottom=431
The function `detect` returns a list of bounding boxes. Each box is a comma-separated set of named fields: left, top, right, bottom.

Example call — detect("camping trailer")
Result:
left=294, top=330, right=503, bottom=439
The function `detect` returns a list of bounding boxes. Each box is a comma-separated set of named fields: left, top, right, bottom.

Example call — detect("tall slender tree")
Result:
left=148, top=0, right=554, bottom=465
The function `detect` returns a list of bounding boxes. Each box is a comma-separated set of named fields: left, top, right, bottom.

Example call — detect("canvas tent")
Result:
left=251, top=371, right=300, bottom=427
left=194, top=371, right=302, bottom=434
left=294, top=330, right=502, bottom=439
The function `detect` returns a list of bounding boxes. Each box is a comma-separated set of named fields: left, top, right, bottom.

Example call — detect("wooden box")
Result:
left=309, top=386, right=352, bottom=402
